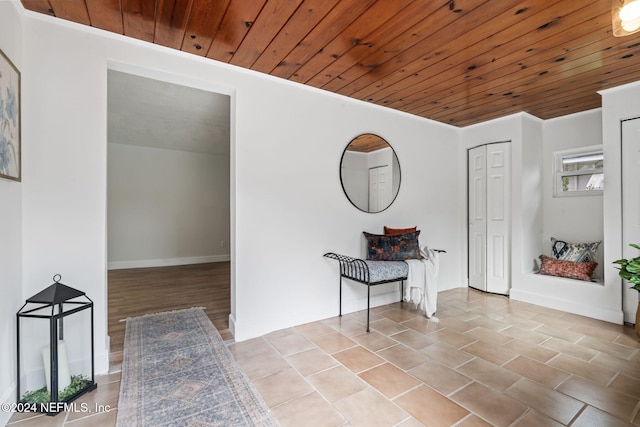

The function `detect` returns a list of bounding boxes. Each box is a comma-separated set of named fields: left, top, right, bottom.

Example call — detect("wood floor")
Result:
left=107, top=262, right=232, bottom=366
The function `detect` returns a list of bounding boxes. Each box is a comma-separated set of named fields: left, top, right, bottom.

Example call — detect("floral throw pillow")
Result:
left=551, top=237, right=601, bottom=263
left=538, top=255, right=598, bottom=281
left=363, top=230, right=421, bottom=261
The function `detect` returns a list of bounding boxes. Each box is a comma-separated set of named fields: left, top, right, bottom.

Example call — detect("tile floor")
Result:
left=8, top=288, right=640, bottom=426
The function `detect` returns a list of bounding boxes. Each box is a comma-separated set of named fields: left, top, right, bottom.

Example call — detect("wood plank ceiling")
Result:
left=21, top=0, right=640, bottom=127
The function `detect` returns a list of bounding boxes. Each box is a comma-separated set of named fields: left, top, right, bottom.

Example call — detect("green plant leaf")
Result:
left=613, top=245, right=640, bottom=292
left=620, top=270, right=634, bottom=280
left=625, top=264, right=640, bottom=274
left=21, top=375, right=91, bottom=404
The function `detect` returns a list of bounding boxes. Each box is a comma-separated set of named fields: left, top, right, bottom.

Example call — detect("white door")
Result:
left=468, top=145, right=487, bottom=291
left=369, top=165, right=390, bottom=212
left=486, top=143, right=511, bottom=294
left=622, top=118, right=640, bottom=322
left=468, top=143, right=511, bottom=294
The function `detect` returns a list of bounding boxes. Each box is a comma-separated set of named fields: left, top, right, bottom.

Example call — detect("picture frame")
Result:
left=0, top=48, right=20, bottom=182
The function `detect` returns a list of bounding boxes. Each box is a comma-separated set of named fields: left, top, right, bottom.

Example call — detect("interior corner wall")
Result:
left=518, top=115, right=544, bottom=275
left=601, top=81, right=640, bottom=323
left=19, top=9, right=462, bottom=356
left=0, top=2, right=22, bottom=422
left=107, top=143, right=231, bottom=269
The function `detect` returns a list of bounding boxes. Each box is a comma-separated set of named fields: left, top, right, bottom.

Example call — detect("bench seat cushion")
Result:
left=364, top=260, right=409, bottom=283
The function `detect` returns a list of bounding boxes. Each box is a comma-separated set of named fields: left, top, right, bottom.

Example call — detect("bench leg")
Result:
left=339, top=276, right=343, bottom=317
left=366, top=283, right=371, bottom=332
left=401, top=279, right=404, bottom=304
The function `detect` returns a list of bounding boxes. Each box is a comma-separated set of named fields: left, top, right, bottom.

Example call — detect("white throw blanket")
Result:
left=404, top=246, right=440, bottom=321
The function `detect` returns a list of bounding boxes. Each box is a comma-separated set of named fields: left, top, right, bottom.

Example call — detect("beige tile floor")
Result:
left=8, top=288, right=640, bottom=426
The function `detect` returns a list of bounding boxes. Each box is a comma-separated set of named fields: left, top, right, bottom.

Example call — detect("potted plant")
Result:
left=613, top=243, right=640, bottom=337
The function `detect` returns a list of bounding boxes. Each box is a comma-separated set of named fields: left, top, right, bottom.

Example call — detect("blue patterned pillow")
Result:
left=551, top=237, right=601, bottom=263
left=363, top=230, right=421, bottom=261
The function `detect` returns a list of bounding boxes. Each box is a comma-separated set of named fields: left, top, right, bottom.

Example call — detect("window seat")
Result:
left=509, top=272, right=622, bottom=325
left=528, top=272, right=604, bottom=286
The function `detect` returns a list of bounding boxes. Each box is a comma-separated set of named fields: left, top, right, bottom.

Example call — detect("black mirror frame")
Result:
left=339, top=133, right=401, bottom=214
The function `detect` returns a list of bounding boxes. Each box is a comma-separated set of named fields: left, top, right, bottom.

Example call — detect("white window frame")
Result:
left=553, top=145, right=603, bottom=198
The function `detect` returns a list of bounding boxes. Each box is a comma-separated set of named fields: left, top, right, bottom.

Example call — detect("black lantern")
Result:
left=16, top=274, right=97, bottom=415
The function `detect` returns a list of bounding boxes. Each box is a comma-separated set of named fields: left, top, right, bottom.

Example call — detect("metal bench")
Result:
left=323, top=252, right=409, bottom=332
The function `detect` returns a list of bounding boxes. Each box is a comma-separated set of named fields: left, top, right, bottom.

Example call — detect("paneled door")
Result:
left=369, top=165, right=390, bottom=212
left=622, top=118, right=640, bottom=323
left=468, top=145, right=487, bottom=291
left=468, top=142, right=511, bottom=294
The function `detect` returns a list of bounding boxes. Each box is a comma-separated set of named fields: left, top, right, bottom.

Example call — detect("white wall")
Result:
left=519, top=115, right=545, bottom=274
left=16, top=7, right=462, bottom=386
left=234, top=89, right=461, bottom=340
left=0, top=2, right=22, bottom=423
left=542, top=109, right=604, bottom=278
left=601, top=81, right=640, bottom=323
left=107, top=143, right=230, bottom=269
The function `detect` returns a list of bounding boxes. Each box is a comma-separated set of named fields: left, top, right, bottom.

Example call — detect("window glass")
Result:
left=554, top=147, right=603, bottom=197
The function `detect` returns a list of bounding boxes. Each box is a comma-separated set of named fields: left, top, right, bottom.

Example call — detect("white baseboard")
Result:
left=96, top=349, right=109, bottom=376
left=510, top=288, right=624, bottom=325
left=107, top=255, right=230, bottom=270
left=228, top=313, right=236, bottom=339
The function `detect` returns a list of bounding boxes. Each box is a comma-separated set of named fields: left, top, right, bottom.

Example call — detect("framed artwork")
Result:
left=0, top=48, right=20, bottom=181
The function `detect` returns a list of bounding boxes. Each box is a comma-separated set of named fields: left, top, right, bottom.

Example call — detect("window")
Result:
left=554, top=146, right=603, bottom=197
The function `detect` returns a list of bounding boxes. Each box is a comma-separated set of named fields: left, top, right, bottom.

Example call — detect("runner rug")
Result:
left=116, top=308, right=277, bottom=426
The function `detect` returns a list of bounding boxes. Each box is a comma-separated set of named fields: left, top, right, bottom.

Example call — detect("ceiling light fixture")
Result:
left=613, top=0, right=640, bottom=36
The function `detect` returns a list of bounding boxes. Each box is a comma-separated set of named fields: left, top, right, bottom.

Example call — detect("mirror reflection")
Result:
left=340, top=133, right=401, bottom=213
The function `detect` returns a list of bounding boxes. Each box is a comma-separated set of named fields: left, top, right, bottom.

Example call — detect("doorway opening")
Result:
left=106, top=68, right=233, bottom=365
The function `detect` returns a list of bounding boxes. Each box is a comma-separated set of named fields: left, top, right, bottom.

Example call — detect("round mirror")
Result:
left=340, top=133, right=401, bottom=213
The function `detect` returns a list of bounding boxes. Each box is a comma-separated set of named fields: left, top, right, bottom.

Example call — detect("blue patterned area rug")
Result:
left=116, top=308, right=278, bottom=426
